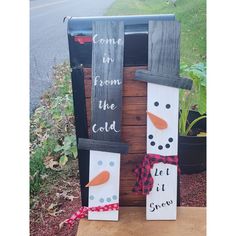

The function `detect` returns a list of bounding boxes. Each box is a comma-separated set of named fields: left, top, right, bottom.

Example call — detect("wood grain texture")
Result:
left=84, top=67, right=147, bottom=98
left=86, top=96, right=147, bottom=126
left=86, top=126, right=146, bottom=154
left=135, top=70, right=192, bottom=90
left=84, top=65, right=181, bottom=206
left=83, top=67, right=147, bottom=205
left=77, top=207, right=206, bottom=236
left=148, top=21, right=180, bottom=74
left=91, top=21, right=124, bottom=142
left=78, top=138, right=128, bottom=154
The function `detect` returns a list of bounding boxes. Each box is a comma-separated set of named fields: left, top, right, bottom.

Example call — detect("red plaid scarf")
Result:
left=64, top=203, right=119, bottom=226
left=132, top=154, right=179, bottom=195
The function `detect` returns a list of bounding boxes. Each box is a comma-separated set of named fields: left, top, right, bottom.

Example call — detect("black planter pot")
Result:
left=178, top=111, right=206, bottom=174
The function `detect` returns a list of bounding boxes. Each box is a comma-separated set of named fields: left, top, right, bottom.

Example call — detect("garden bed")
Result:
left=30, top=165, right=206, bottom=236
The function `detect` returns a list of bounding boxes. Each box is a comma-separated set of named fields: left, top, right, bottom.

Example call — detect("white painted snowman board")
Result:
left=146, top=21, right=180, bottom=220
left=135, top=21, right=192, bottom=220
left=146, top=83, right=179, bottom=220
left=88, top=151, right=120, bottom=220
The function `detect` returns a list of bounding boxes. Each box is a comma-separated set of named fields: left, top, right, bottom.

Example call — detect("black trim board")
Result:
left=71, top=67, right=89, bottom=206
left=78, top=138, right=129, bottom=154
left=135, top=70, right=193, bottom=90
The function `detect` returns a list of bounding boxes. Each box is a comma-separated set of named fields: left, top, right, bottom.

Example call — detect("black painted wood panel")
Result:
left=91, top=21, right=125, bottom=142
left=71, top=67, right=89, bottom=206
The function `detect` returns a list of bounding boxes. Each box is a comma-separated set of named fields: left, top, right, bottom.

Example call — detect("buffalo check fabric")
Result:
left=65, top=203, right=119, bottom=226
left=132, top=154, right=179, bottom=195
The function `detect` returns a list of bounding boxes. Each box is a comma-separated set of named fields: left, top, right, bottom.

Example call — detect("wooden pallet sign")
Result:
left=134, top=21, right=192, bottom=220
left=78, top=21, right=128, bottom=221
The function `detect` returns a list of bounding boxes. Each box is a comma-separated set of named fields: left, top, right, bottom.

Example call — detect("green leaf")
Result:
left=64, top=136, right=73, bottom=145
left=198, top=86, right=206, bottom=115
left=179, top=62, right=206, bottom=135
left=59, top=155, right=68, bottom=167
left=64, top=150, right=71, bottom=156
left=70, top=146, right=78, bottom=158
left=54, top=145, right=63, bottom=152
left=185, top=115, right=207, bottom=136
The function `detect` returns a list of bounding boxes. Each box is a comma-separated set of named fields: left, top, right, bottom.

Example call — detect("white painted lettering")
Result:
left=98, top=100, right=117, bottom=111
left=92, top=121, right=120, bottom=133
left=92, top=34, right=123, bottom=45
left=102, top=53, right=114, bottom=64
left=93, top=76, right=122, bottom=87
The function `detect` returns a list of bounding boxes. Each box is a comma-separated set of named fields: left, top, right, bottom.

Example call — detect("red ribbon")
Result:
left=65, top=203, right=119, bottom=226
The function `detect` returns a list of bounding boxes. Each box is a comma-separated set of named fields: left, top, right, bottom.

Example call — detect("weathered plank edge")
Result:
left=71, top=67, right=89, bottom=206
left=78, top=138, right=129, bottom=154
left=135, top=70, right=192, bottom=90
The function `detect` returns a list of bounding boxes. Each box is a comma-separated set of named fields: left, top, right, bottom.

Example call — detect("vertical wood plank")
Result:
left=146, top=21, right=180, bottom=220
left=88, top=21, right=124, bottom=221
left=148, top=21, right=180, bottom=75
left=91, top=21, right=124, bottom=142
left=71, top=68, right=89, bottom=206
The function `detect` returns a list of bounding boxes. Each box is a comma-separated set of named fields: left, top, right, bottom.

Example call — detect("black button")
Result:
left=158, top=145, right=163, bottom=150
left=148, top=134, right=153, bottom=139
left=168, top=137, right=173, bottom=142
left=154, top=101, right=159, bottom=107
left=150, top=141, right=155, bottom=146
left=165, top=144, right=170, bottom=148
left=166, top=104, right=171, bottom=109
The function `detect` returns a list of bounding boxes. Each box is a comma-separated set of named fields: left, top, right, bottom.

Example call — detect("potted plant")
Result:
left=178, top=63, right=207, bottom=174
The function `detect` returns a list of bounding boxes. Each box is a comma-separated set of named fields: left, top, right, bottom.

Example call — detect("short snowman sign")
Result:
left=78, top=21, right=128, bottom=221
left=133, top=21, right=192, bottom=220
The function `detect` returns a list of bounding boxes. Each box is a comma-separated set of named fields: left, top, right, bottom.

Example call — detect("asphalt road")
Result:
left=30, top=0, right=115, bottom=113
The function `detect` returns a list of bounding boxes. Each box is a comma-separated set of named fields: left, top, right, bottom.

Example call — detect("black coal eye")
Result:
left=150, top=141, right=155, bottom=146
left=154, top=101, right=159, bottom=107
left=168, top=137, right=173, bottom=142
left=148, top=135, right=153, bottom=139
left=166, top=104, right=171, bottom=109
left=158, top=145, right=163, bottom=150
left=165, top=144, right=170, bottom=148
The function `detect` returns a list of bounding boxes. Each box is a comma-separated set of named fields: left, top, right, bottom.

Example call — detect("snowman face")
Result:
left=147, top=83, right=179, bottom=156
left=87, top=150, right=120, bottom=220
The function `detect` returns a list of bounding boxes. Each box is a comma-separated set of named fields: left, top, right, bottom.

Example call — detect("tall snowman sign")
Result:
left=78, top=21, right=128, bottom=221
left=134, top=21, right=192, bottom=220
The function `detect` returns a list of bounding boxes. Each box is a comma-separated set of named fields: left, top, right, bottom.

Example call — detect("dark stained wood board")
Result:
left=78, top=138, right=128, bottom=154
left=135, top=69, right=192, bottom=90
left=87, top=126, right=146, bottom=154
left=91, top=21, right=124, bottom=142
left=86, top=97, right=147, bottom=126
left=84, top=67, right=147, bottom=98
left=82, top=66, right=148, bottom=206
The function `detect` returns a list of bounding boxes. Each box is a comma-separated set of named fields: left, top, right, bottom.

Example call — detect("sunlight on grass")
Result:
left=106, top=0, right=206, bottom=65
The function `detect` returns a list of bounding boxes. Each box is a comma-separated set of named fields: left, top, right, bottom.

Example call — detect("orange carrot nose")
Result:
left=85, top=170, right=110, bottom=187
left=147, top=111, right=168, bottom=129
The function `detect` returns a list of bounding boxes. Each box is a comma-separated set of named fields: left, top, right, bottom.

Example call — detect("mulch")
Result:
left=180, top=171, right=206, bottom=207
left=30, top=168, right=206, bottom=236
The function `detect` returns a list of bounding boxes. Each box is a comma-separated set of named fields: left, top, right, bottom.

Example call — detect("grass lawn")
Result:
left=106, top=0, right=206, bottom=65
